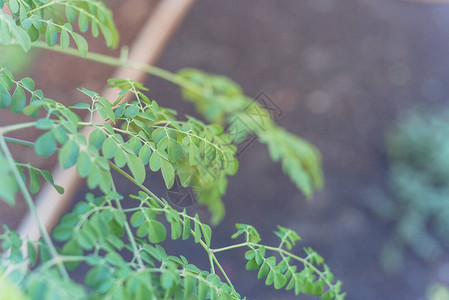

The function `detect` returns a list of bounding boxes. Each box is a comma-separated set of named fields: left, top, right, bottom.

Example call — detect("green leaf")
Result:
left=147, top=219, right=166, bottom=244
left=10, top=86, right=26, bottom=113
left=65, top=5, right=76, bottom=23
left=99, top=169, right=113, bottom=193
left=28, top=168, right=40, bottom=194
left=53, top=224, right=73, bottom=241
left=167, top=138, right=183, bottom=163
left=149, top=152, right=161, bottom=172
left=161, top=271, right=173, bottom=289
left=160, top=158, right=175, bottom=189
left=183, top=276, right=195, bottom=298
left=102, top=138, right=118, bottom=159
left=246, top=258, right=259, bottom=271
left=27, top=26, right=39, bottom=42
left=59, top=139, right=79, bottom=169
left=78, top=12, right=89, bottom=33
left=45, top=23, right=58, bottom=47
left=71, top=103, right=91, bottom=109
left=201, top=224, right=212, bottom=247
left=0, top=74, right=13, bottom=91
left=126, top=153, right=145, bottom=184
left=0, top=19, right=12, bottom=44
left=114, top=148, right=127, bottom=168
left=72, top=32, right=88, bottom=57
left=8, top=0, right=19, bottom=14
left=198, top=280, right=207, bottom=299
left=127, top=136, right=142, bottom=155
left=138, top=144, right=152, bottom=165
left=0, top=84, right=11, bottom=109
left=27, top=240, right=37, bottom=266
left=130, top=211, right=144, bottom=227
left=20, top=77, right=35, bottom=90
left=41, top=170, right=64, bottom=194
left=189, top=142, right=199, bottom=166
left=0, top=157, right=18, bottom=205
left=76, top=151, right=92, bottom=178
left=258, top=262, right=270, bottom=279
left=273, top=272, right=287, bottom=289
left=96, top=96, right=115, bottom=122
left=89, top=128, right=106, bottom=150
left=91, top=20, right=99, bottom=38
left=35, top=132, right=56, bottom=157
left=124, top=105, right=139, bottom=118
left=182, top=213, right=191, bottom=240
left=9, top=21, right=32, bottom=51
left=60, top=28, right=70, bottom=50
left=170, top=220, right=182, bottom=240
left=193, top=214, right=201, bottom=244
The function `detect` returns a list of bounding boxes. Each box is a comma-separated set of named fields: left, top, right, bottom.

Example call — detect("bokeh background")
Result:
left=4, top=0, right=449, bottom=299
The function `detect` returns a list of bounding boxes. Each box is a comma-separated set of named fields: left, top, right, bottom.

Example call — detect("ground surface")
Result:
left=3, top=0, right=449, bottom=299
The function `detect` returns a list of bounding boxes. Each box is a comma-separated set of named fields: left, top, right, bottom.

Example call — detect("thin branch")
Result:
left=22, top=41, right=204, bottom=96
left=0, top=134, right=69, bottom=280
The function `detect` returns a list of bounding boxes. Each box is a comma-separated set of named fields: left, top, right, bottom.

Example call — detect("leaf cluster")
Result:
left=0, top=1, right=344, bottom=298
left=178, top=68, right=323, bottom=199
left=1, top=0, right=118, bottom=55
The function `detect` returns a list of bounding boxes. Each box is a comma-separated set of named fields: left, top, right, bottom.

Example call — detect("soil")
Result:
left=2, top=0, right=449, bottom=299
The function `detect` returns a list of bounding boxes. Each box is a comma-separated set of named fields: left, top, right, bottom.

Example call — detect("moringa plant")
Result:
left=0, top=0, right=344, bottom=299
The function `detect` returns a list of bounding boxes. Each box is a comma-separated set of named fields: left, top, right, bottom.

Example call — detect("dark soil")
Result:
left=3, top=0, right=449, bottom=299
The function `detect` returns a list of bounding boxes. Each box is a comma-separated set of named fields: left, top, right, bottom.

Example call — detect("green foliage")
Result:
left=367, top=107, right=449, bottom=270
left=0, top=0, right=118, bottom=55
left=0, top=1, right=343, bottom=298
left=230, top=224, right=344, bottom=299
left=178, top=68, right=323, bottom=199
left=0, top=150, right=18, bottom=204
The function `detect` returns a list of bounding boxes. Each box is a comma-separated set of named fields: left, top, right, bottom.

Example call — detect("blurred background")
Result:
left=148, top=1, right=449, bottom=299
left=4, top=0, right=449, bottom=299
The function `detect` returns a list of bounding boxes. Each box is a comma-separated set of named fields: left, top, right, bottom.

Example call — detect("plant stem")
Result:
left=0, top=122, right=37, bottom=134
left=108, top=161, right=236, bottom=289
left=4, top=137, right=36, bottom=148
left=109, top=162, right=166, bottom=208
left=212, top=241, right=334, bottom=289
left=211, top=254, right=234, bottom=290
left=25, top=41, right=204, bottom=95
left=208, top=252, right=215, bottom=274
left=113, top=195, right=145, bottom=270
left=0, top=134, right=69, bottom=280
left=108, top=175, right=145, bottom=269
left=210, top=242, right=249, bottom=253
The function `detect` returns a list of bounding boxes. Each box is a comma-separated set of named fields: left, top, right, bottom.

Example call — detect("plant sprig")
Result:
left=0, top=0, right=344, bottom=298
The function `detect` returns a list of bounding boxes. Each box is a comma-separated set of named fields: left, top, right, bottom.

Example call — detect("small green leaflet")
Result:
left=35, top=132, right=57, bottom=157
left=126, top=153, right=145, bottom=184
left=102, top=138, right=118, bottom=159
left=146, top=219, right=166, bottom=244
left=28, top=168, right=40, bottom=194
left=59, top=139, right=79, bottom=168
left=10, top=86, right=26, bottom=113
left=45, top=23, right=58, bottom=47
left=76, top=151, right=92, bottom=178
left=160, top=158, right=175, bottom=189
left=0, top=85, right=11, bottom=109
left=72, top=33, right=88, bottom=57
